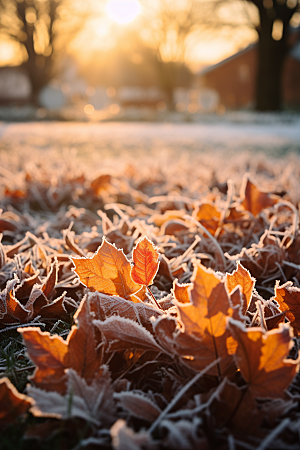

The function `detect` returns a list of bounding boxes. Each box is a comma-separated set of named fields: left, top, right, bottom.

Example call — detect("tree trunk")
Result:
left=23, top=55, right=53, bottom=106
left=256, top=30, right=287, bottom=111
left=254, top=3, right=291, bottom=112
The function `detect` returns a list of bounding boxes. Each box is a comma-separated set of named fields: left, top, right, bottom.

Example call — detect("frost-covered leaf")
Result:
left=226, top=262, right=255, bottom=314
left=192, top=202, right=221, bottom=235
left=88, top=291, right=163, bottom=333
left=240, top=176, right=278, bottom=217
left=19, top=297, right=103, bottom=393
left=72, top=237, right=140, bottom=299
left=94, top=316, right=163, bottom=352
left=274, top=281, right=300, bottom=336
left=114, top=391, right=161, bottom=421
left=227, top=318, right=298, bottom=398
left=131, top=236, right=160, bottom=286
left=173, top=260, right=234, bottom=376
left=28, top=367, right=115, bottom=426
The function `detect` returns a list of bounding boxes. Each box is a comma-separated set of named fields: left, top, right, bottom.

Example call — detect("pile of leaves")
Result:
left=1, top=150, right=300, bottom=450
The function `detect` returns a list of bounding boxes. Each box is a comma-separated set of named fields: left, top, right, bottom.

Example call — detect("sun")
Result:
left=106, top=0, right=141, bottom=25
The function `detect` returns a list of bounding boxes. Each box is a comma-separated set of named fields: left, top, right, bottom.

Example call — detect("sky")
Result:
left=0, top=0, right=298, bottom=71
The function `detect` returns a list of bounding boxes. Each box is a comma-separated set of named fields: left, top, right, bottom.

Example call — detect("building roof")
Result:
left=199, top=26, right=300, bottom=76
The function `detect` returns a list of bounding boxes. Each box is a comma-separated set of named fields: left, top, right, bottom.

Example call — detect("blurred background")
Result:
left=0, top=0, right=299, bottom=121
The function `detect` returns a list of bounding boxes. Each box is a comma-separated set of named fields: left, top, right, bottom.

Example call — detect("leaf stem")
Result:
left=146, top=286, right=163, bottom=310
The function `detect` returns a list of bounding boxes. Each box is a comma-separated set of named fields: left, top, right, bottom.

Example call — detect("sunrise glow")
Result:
left=106, top=0, right=141, bottom=25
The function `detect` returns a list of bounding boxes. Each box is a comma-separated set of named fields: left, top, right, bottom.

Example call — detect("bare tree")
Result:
left=140, top=0, right=205, bottom=109
left=249, top=0, right=299, bottom=111
left=0, top=0, right=89, bottom=105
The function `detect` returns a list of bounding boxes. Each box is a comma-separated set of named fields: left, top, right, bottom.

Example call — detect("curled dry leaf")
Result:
left=274, top=281, right=300, bottom=336
left=0, top=377, right=32, bottom=427
left=226, top=262, right=255, bottom=315
left=240, top=176, right=278, bottom=217
left=227, top=318, right=299, bottom=398
left=131, top=236, right=160, bottom=287
left=71, top=237, right=141, bottom=300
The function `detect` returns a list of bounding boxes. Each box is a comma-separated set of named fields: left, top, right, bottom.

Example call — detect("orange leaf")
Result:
left=71, top=237, right=141, bottom=300
left=226, top=263, right=255, bottom=314
left=173, top=260, right=234, bottom=376
left=192, top=202, right=221, bottom=235
left=19, top=327, right=69, bottom=393
left=240, top=176, right=278, bottom=217
left=19, top=297, right=103, bottom=393
left=131, top=236, right=159, bottom=286
left=172, top=280, right=192, bottom=304
left=149, top=210, right=186, bottom=227
left=0, top=377, right=32, bottom=427
left=274, top=281, right=300, bottom=336
left=227, top=318, right=298, bottom=398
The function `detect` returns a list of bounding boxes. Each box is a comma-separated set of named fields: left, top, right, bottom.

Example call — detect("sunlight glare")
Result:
left=106, top=0, right=141, bottom=25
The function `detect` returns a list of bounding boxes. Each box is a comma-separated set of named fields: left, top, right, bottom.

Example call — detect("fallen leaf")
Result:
left=94, top=316, right=163, bottom=352
left=71, top=237, right=141, bottom=300
left=173, top=260, right=234, bottom=376
left=91, top=174, right=112, bottom=196
left=274, top=281, right=300, bottom=336
left=0, top=377, right=32, bottom=427
left=131, top=236, right=160, bottom=286
left=114, top=391, right=161, bottom=422
left=88, top=291, right=162, bottom=333
left=240, top=176, right=278, bottom=217
left=172, top=280, right=192, bottom=304
left=19, top=296, right=103, bottom=393
left=19, top=327, right=69, bottom=393
left=28, top=367, right=115, bottom=426
left=227, top=318, right=298, bottom=398
left=226, top=262, right=255, bottom=314
left=149, top=210, right=186, bottom=227
left=192, top=202, right=221, bottom=235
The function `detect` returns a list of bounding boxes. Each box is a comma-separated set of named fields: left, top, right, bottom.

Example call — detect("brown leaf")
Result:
left=227, top=318, right=298, bottom=398
left=19, top=327, right=69, bottom=393
left=88, top=291, right=162, bottom=334
left=240, top=176, right=278, bottom=217
left=28, top=367, right=115, bottom=426
left=0, top=377, right=32, bottom=427
left=207, top=378, right=259, bottom=432
left=71, top=237, right=141, bottom=300
left=131, top=236, right=160, bottom=286
left=274, top=281, right=300, bottom=336
left=19, top=296, right=103, bottom=393
left=67, top=297, right=102, bottom=382
left=0, top=277, right=30, bottom=323
left=41, top=260, right=58, bottom=298
left=173, top=260, right=234, bottom=376
left=91, top=174, right=112, bottom=195
left=94, top=316, right=163, bottom=352
left=115, top=392, right=161, bottom=422
left=226, top=263, right=255, bottom=314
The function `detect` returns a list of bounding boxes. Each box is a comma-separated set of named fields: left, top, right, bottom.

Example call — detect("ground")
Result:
left=1, top=117, right=300, bottom=450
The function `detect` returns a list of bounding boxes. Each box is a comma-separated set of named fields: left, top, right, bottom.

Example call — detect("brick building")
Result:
left=198, top=33, right=300, bottom=110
